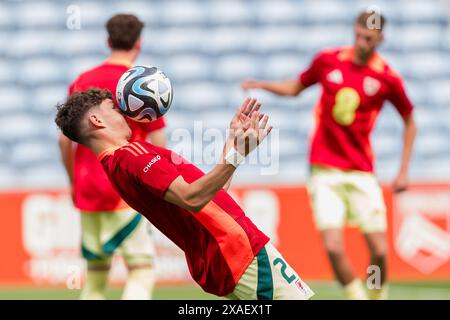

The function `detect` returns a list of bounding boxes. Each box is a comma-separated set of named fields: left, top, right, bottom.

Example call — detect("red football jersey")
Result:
left=69, top=61, right=166, bottom=212
left=98, top=141, right=270, bottom=296
left=298, top=47, right=414, bottom=172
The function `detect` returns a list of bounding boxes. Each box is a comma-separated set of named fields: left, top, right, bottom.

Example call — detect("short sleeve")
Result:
left=298, top=52, right=325, bottom=88
left=387, top=73, right=414, bottom=119
left=129, top=150, right=181, bottom=199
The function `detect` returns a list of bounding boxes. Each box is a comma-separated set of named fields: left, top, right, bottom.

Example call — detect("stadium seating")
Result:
left=1, top=0, right=449, bottom=188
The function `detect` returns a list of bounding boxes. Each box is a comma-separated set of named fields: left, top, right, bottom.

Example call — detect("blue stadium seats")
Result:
left=255, top=1, right=303, bottom=25
left=262, top=54, right=308, bottom=80
left=428, top=80, right=450, bottom=106
left=165, top=55, right=212, bottom=82
left=249, top=27, right=304, bottom=54
left=385, top=25, right=443, bottom=52
left=20, top=165, right=67, bottom=188
left=160, top=1, right=207, bottom=27
left=0, top=60, right=14, bottom=83
left=0, top=3, right=14, bottom=30
left=111, top=1, right=160, bottom=27
left=0, top=115, right=46, bottom=144
left=0, top=87, right=27, bottom=113
left=302, top=1, right=351, bottom=24
left=1, top=0, right=449, bottom=187
left=173, top=82, right=228, bottom=111
left=207, top=2, right=255, bottom=26
left=10, top=141, right=58, bottom=168
left=145, top=28, right=206, bottom=55
left=201, top=28, right=252, bottom=55
left=20, top=58, right=67, bottom=86
left=16, top=2, right=64, bottom=29
left=399, top=0, right=448, bottom=25
left=57, top=31, right=109, bottom=57
left=297, top=27, right=352, bottom=53
left=67, top=57, right=105, bottom=82
left=214, top=54, right=262, bottom=82
left=32, top=86, right=68, bottom=114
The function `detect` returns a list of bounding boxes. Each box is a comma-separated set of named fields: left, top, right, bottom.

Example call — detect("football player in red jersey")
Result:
left=58, top=14, right=165, bottom=300
left=241, top=11, right=417, bottom=299
left=55, top=89, right=315, bottom=300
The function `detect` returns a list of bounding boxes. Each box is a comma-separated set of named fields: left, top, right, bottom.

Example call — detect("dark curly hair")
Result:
left=55, top=88, right=113, bottom=144
left=106, top=14, right=144, bottom=50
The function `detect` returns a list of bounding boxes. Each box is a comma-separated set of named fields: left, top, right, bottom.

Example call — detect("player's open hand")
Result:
left=234, top=102, right=272, bottom=157
left=229, top=97, right=260, bottom=133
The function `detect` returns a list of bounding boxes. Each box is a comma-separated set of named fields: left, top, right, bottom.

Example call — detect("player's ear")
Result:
left=107, top=38, right=113, bottom=49
left=88, top=114, right=106, bottom=128
left=134, top=38, right=142, bottom=51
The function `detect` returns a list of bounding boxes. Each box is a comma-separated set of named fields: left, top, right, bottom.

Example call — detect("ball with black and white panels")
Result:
left=116, top=65, right=173, bottom=122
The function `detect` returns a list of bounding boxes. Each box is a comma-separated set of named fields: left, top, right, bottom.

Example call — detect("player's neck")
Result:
left=107, top=51, right=137, bottom=67
left=353, top=52, right=374, bottom=66
left=89, top=136, right=129, bottom=157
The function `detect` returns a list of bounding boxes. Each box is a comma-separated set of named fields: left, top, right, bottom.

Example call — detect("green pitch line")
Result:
left=0, top=281, right=449, bottom=300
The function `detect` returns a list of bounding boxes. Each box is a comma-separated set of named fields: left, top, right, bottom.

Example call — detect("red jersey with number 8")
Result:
left=298, top=46, right=414, bottom=172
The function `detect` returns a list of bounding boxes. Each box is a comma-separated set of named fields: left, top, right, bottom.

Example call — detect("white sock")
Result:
left=368, top=284, right=389, bottom=300
left=80, top=270, right=109, bottom=300
left=122, top=268, right=156, bottom=300
left=344, top=278, right=368, bottom=300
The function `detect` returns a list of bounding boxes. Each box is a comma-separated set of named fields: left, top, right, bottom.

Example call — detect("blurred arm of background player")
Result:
left=164, top=98, right=272, bottom=212
left=241, top=79, right=305, bottom=97
left=393, top=114, right=416, bottom=193
left=58, top=133, right=75, bottom=200
left=241, top=79, right=417, bottom=193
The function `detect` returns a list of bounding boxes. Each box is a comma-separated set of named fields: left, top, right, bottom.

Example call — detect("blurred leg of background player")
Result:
left=80, top=209, right=156, bottom=300
left=309, top=167, right=388, bottom=299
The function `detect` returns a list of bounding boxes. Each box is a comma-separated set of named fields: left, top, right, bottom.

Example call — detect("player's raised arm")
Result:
left=164, top=98, right=272, bottom=212
left=241, top=79, right=304, bottom=97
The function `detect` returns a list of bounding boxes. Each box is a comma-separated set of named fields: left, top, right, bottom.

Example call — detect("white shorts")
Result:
left=307, top=166, right=387, bottom=233
left=226, top=243, right=314, bottom=300
left=80, top=209, right=155, bottom=266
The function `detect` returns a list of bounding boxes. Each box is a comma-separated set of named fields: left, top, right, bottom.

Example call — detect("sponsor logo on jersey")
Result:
left=143, top=155, right=161, bottom=172
left=363, top=76, right=381, bottom=96
left=326, top=69, right=343, bottom=84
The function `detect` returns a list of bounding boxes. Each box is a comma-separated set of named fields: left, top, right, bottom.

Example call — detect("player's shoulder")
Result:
left=371, top=53, right=404, bottom=82
left=314, top=47, right=342, bottom=60
left=117, top=141, right=159, bottom=158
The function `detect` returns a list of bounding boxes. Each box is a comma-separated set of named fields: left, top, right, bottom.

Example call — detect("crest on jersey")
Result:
left=394, top=189, right=450, bottom=274
left=363, top=76, right=380, bottom=96
left=326, top=69, right=343, bottom=84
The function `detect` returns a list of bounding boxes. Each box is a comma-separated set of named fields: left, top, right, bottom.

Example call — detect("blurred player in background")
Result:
left=58, top=14, right=165, bottom=300
left=241, top=11, right=417, bottom=299
left=55, top=91, right=314, bottom=300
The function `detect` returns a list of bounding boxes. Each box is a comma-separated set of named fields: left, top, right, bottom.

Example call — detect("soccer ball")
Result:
left=116, top=65, right=173, bottom=122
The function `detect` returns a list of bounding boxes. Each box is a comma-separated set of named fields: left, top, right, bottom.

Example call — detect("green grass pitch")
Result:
left=0, top=281, right=449, bottom=300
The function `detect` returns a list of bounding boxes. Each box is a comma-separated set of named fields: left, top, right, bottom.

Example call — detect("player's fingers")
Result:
left=260, top=115, right=269, bottom=129
left=244, top=98, right=257, bottom=116
left=251, top=111, right=259, bottom=130
left=258, top=113, right=265, bottom=122
left=236, top=97, right=251, bottom=118
left=249, top=103, right=261, bottom=118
